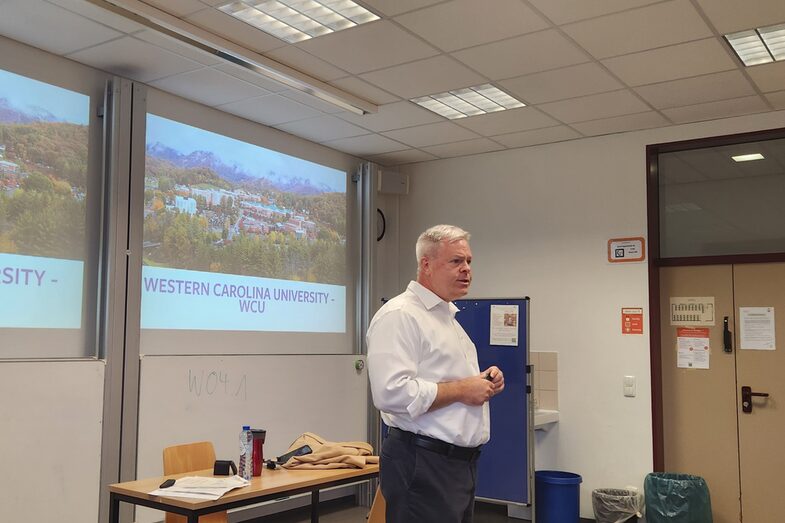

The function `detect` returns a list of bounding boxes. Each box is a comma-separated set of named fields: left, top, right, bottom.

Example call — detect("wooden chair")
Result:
left=367, top=486, right=386, bottom=523
left=162, top=441, right=227, bottom=523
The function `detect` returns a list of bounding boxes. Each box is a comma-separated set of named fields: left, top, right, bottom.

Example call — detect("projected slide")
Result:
left=0, top=69, right=89, bottom=329
left=142, top=114, right=347, bottom=332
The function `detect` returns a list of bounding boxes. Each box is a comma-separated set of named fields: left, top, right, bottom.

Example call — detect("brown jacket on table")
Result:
left=281, top=432, right=379, bottom=469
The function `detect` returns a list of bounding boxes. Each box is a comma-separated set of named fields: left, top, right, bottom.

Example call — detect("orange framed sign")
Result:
left=608, top=237, right=645, bottom=263
left=622, top=307, right=644, bottom=334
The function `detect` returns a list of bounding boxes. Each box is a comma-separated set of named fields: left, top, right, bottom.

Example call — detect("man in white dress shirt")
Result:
left=367, top=224, right=504, bottom=523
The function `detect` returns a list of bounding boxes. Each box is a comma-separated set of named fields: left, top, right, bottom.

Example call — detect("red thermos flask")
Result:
left=251, top=429, right=266, bottom=476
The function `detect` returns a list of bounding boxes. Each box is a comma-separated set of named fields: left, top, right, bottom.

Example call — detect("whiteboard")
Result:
left=137, top=354, right=369, bottom=523
left=0, top=360, right=104, bottom=523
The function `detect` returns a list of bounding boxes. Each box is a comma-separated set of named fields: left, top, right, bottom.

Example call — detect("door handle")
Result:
left=741, top=386, right=770, bottom=413
left=723, top=316, right=733, bottom=353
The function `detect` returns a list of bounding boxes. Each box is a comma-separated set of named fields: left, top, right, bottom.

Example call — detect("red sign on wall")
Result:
left=622, top=307, right=644, bottom=334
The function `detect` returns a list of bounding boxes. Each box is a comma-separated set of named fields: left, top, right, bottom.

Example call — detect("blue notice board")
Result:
left=454, top=297, right=531, bottom=504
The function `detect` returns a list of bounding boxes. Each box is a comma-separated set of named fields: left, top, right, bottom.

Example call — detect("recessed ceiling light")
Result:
left=411, top=84, right=525, bottom=120
left=732, top=153, right=765, bottom=162
left=725, top=22, right=785, bottom=66
left=219, top=0, right=379, bottom=44
left=759, top=23, right=785, bottom=60
left=725, top=30, right=773, bottom=66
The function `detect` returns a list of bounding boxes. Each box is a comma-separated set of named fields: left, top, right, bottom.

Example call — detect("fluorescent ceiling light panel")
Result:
left=411, top=84, right=525, bottom=120
left=724, top=22, right=785, bottom=66
left=219, top=0, right=379, bottom=43
left=759, top=23, right=785, bottom=60
left=731, top=153, right=765, bottom=162
left=725, top=30, right=773, bottom=65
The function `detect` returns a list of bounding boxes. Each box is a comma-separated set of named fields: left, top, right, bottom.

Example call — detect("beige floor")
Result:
left=247, top=497, right=528, bottom=523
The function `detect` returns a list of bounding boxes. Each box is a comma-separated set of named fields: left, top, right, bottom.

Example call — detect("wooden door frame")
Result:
left=646, top=127, right=785, bottom=471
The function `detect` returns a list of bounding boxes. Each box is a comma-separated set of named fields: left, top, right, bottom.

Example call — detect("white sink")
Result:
left=534, top=409, right=559, bottom=430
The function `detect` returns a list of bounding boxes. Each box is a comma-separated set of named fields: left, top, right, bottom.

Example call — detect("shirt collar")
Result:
left=407, top=281, right=460, bottom=315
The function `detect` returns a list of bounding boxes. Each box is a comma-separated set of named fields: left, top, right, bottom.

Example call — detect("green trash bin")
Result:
left=644, top=473, right=712, bottom=523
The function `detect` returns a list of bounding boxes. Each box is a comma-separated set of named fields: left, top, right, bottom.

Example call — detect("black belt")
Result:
left=388, top=427, right=481, bottom=461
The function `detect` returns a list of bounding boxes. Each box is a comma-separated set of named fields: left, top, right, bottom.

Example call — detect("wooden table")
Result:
left=108, top=464, right=379, bottom=523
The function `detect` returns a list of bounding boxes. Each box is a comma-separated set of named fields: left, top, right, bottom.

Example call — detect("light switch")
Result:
left=623, top=375, right=636, bottom=397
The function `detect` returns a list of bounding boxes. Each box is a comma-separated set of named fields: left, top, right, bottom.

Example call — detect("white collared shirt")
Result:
left=367, top=281, right=490, bottom=447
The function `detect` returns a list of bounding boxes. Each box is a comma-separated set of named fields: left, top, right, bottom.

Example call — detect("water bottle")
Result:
left=238, top=425, right=253, bottom=480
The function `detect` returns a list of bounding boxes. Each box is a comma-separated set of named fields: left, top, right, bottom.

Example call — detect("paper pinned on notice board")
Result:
left=490, top=304, right=518, bottom=346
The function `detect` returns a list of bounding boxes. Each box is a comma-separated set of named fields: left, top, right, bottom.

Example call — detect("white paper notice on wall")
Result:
left=670, top=297, right=715, bottom=326
left=676, top=327, right=710, bottom=369
left=740, top=307, right=776, bottom=350
left=490, top=304, right=518, bottom=346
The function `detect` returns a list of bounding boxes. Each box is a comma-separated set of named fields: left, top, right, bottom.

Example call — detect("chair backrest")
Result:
left=162, top=441, right=226, bottom=523
left=367, top=486, right=386, bottom=523
left=163, top=441, right=216, bottom=475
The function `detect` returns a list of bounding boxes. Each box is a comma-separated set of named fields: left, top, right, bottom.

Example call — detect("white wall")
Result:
left=393, top=109, right=785, bottom=517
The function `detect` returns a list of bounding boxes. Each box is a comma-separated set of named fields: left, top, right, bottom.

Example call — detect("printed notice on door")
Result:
left=490, top=304, right=519, bottom=346
left=740, top=307, right=776, bottom=350
left=676, top=327, right=710, bottom=369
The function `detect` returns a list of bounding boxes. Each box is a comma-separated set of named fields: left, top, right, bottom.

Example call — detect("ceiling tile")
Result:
left=275, top=115, right=368, bottom=142
left=279, top=89, right=345, bottom=113
left=361, top=0, right=443, bottom=16
left=491, top=125, right=582, bottom=148
left=324, top=133, right=409, bottom=156
left=537, top=89, right=651, bottom=123
left=570, top=111, right=669, bottom=136
left=185, top=8, right=283, bottom=54
left=47, top=0, right=148, bottom=33
left=297, top=21, right=438, bottom=74
left=359, top=55, right=486, bottom=99
left=602, top=38, right=736, bottom=86
left=694, top=0, right=785, bottom=34
left=133, top=29, right=223, bottom=66
left=765, top=91, right=785, bottom=110
left=746, top=62, right=785, bottom=93
left=421, top=138, right=505, bottom=158
left=394, top=0, right=548, bottom=52
left=368, top=149, right=439, bottom=166
left=265, top=46, right=348, bottom=81
left=527, top=0, right=661, bottom=25
left=500, top=63, right=623, bottom=104
left=662, top=95, right=769, bottom=124
left=213, top=62, right=289, bottom=92
left=0, top=0, right=122, bottom=55
left=329, top=77, right=400, bottom=105
left=563, top=0, right=712, bottom=59
left=67, top=36, right=203, bottom=82
left=635, top=70, right=756, bottom=109
left=337, top=100, right=443, bottom=132
left=453, top=30, right=589, bottom=80
left=218, top=94, right=321, bottom=125
left=456, top=107, right=558, bottom=135
left=140, top=0, right=206, bottom=17
left=149, top=67, right=269, bottom=106
left=382, top=121, right=480, bottom=147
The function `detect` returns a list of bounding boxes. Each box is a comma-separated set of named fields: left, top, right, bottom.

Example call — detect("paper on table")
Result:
left=149, top=475, right=250, bottom=501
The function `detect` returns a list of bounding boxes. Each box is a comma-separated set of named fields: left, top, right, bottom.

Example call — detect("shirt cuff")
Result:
left=406, top=378, right=438, bottom=418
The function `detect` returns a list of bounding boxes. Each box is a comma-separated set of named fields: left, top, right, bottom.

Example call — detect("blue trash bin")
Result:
left=536, top=470, right=582, bottom=523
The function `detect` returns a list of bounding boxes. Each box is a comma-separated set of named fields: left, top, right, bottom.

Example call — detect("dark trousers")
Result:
left=380, top=431, right=478, bottom=523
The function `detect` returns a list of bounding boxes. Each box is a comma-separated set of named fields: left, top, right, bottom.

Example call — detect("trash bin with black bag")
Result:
left=644, top=472, right=713, bottom=523
left=592, top=488, right=644, bottom=523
